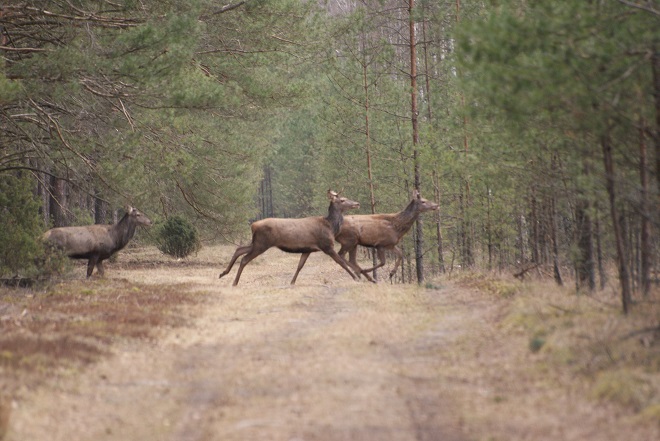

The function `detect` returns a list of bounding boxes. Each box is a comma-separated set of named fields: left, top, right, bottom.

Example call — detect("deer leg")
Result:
left=86, top=256, right=99, bottom=278
left=323, top=248, right=358, bottom=281
left=348, top=247, right=375, bottom=283
left=389, top=246, right=403, bottom=280
left=358, top=247, right=387, bottom=275
left=290, top=252, right=311, bottom=285
left=232, top=246, right=267, bottom=286
left=219, top=244, right=252, bottom=279
left=96, top=260, right=105, bottom=277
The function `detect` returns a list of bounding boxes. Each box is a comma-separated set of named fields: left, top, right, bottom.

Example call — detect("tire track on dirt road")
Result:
left=7, top=250, right=477, bottom=441
left=166, top=282, right=472, bottom=441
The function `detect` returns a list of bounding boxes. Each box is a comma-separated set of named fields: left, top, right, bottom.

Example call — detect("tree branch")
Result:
left=209, top=1, right=248, bottom=17
left=616, top=0, right=660, bottom=17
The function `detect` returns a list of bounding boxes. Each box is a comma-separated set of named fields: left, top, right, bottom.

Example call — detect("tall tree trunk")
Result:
left=421, top=18, right=432, bottom=121
left=575, top=198, right=595, bottom=291
left=48, top=175, right=67, bottom=227
left=433, top=170, right=445, bottom=273
left=602, top=133, right=632, bottom=314
left=94, top=191, right=107, bottom=225
left=455, top=0, right=473, bottom=268
left=530, top=187, right=539, bottom=264
left=549, top=154, right=563, bottom=285
left=652, top=49, right=660, bottom=203
left=409, top=0, right=424, bottom=283
left=639, top=119, right=651, bottom=296
left=594, top=206, right=607, bottom=290
left=550, top=194, right=563, bottom=286
left=362, top=55, right=378, bottom=280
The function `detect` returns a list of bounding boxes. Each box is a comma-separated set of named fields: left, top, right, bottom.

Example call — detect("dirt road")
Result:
left=4, top=246, right=657, bottom=441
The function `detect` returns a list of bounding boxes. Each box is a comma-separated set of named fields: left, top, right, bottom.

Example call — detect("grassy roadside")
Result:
left=0, top=275, right=206, bottom=440
left=448, top=272, right=659, bottom=436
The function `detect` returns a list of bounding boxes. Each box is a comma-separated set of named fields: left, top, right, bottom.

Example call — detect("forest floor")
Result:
left=0, top=245, right=658, bottom=441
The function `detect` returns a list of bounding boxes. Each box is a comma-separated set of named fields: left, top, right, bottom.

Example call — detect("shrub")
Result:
left=156, top=215, right=201, bottom=258
left=0, top=174, right=45, bottom=278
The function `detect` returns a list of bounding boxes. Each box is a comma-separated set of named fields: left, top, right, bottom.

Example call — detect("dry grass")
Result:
left=0, top=273, right=203, bottom=397
left=1, top=245, right=658, bottom=441
left=448, top=270, right=660, bottom=435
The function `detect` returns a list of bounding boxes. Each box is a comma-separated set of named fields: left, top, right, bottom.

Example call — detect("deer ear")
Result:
left=412, top=189, right=420, bottom=199
left=328, top=189, right=338, bottom=199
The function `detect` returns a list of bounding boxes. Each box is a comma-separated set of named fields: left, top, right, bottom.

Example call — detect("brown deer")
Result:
left=336, top=190, right=439, bottom=282
left=42, top=206, right=152, bottom=277
left=219, top=190, right=360, bottom=286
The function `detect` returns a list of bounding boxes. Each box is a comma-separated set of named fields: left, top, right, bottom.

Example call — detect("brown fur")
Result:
left=336, top=190, right=438, bottom=282
left=43, top=206, right=152, bottom=277
left=219, top=191, right=360, bottom=286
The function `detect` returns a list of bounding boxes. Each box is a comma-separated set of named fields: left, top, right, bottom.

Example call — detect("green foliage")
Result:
left=0, top=175, right=45, bottom=277
left=156, top=216, right=202, bottom=259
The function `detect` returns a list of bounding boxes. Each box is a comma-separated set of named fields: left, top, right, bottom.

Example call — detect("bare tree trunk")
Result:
left=530, top=187, right=539, bottom=264
left=602, top=133, right=632, bottom=314
left=652, top=49, right=660, bottom=203
left=550, top=194, right=563, bottom=286
left=651, top=49, right=660, bottom=287
left=455, top=0, right=473, bottom=268
left=421, top=18, right=432, bottom=121
left=409, top=0, right=424, bottom=284
left=94, top=190, right=107, bottom=225
left=575, top=198, right=595, bottom=291
left=639, top=119, right=651, bottom=296
left=362, top=55, right=379, bottom=281
left=49, top=175, right=67, bottom=227
left=594, top=211, right=607, bottom=290
left=433, top=170, right=445, bottom=273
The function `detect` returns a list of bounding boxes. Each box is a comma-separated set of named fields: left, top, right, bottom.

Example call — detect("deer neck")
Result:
left=393, top=200, right=420, bottom=235
left=325, top=202, right=344, bottom=236
left=112, top=213, right=137, bottom=249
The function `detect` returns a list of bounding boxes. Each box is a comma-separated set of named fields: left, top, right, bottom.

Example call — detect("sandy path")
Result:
left=7, top=250, right=473, bottom=441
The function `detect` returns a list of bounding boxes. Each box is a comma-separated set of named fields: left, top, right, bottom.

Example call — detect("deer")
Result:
left=219, top=190, right=360, bottom=286
left=42, top=206, right=152, bottom=277
left=336, top=190, right=439, bottom=282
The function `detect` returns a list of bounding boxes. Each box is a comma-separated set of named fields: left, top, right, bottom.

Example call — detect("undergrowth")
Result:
left=454, top=271, right=660, bottom=421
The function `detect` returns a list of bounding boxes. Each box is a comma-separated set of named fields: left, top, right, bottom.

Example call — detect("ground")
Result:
left=0, top=245, right=658, bottom=441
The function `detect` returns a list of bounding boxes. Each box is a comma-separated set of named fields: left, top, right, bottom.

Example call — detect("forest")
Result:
left=1, top=0, right=658, bottom=313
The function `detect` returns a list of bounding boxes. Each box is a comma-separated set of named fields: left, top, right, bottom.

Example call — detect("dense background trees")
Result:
left=1, top=0, right=658, bottom=311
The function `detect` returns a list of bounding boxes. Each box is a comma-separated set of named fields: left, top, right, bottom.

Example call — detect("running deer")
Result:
left=219, top=190, right=360, bottom=286
left=336, top=190, right=438, bottom=282
left=42, top=206, right=152, bottom=277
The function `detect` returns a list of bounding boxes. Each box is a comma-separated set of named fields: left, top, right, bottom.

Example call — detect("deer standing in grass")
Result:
left=219, top=190, right=360, bottom=286
left=336, top=190, right=439, bottom=282
left=42, top=206, right=152, bottom=277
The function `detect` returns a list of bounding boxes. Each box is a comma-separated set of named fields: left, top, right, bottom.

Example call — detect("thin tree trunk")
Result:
left=652, top=49, right=660, bottom=203
left=550, top=194, right=563, bottom=286
left=433, top=170, right=445, bottom=273
left=602, top=133, right=632, bottom=314
left=48, top=175, right=67, bottom=227
left=421, top=18, right=432, bottom=121
left=639, top=119, right=651, bottom=297
left=455, top=0, right=473, bottom=268
left=594, top=205, right=607, bottom=290
left=575, top=199, right=595, bottom=291
left=362, top=55, right=379, bottom=281
left=530, top=187, right=539, bottom=264
left=651, top=49, right=660, bottom=287
left=409, top=0, right=424, bottom=284
left=94, top=191, right=107, bottom=225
